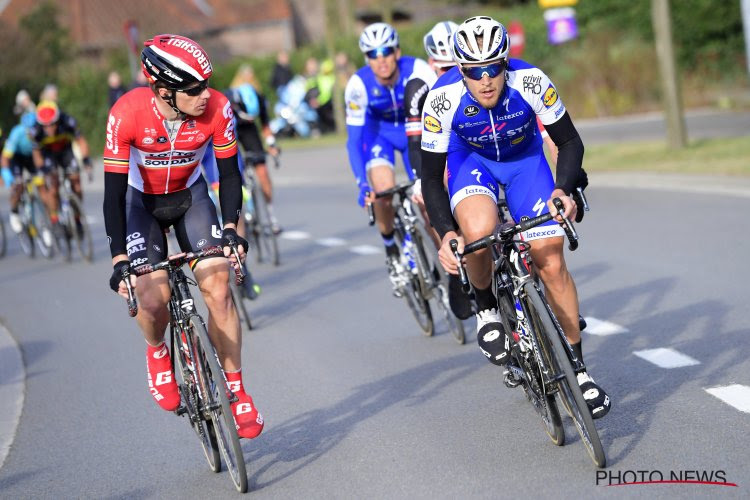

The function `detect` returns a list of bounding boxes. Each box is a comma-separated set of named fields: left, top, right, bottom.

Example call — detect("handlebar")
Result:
left=450, top=197, right=579, bottom=291
left=364, top=180, right=416, bottom=226
left=122, top=244, right=245, bottom=317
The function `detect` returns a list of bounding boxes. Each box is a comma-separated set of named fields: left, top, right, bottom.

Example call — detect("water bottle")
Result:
left=402, top=232, right=417, bottom=273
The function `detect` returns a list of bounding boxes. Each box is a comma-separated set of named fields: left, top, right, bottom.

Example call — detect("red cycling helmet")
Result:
left=36, top=100, right=60, bottom=126
left=140, top=34, right=212, bottom=90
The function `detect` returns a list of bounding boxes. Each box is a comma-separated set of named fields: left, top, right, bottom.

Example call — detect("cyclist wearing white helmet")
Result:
left=402, top=20, right=475, bottom=321
left=421, top=16, right=610, bottom=419
left=345, top=22, right=436, bottom=295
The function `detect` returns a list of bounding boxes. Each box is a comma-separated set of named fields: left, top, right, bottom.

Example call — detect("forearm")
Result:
left=346, top=124, right=366, bottom=186
left=545, top=113, right=584, bottom=195
left=216, top=154, right=242, bottom=225
left=422, top=150, right=456, bottom=239
left=408, top=135, right=422, bottom=178
left=103, top=172, right=128, bottom=258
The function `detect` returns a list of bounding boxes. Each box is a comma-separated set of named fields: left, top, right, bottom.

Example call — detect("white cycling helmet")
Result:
left=423, top=21, right=459, bottom=67
left=358, top=22, right=400, bottom=53
left=452, top=16, right=510, bottom=65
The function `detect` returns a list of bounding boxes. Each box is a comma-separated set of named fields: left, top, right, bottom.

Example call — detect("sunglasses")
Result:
left=179, top=80, right=209, bottom=96
left=461, top=61, right=507, bottom=81
left=366, top=46, right=396, bottom=59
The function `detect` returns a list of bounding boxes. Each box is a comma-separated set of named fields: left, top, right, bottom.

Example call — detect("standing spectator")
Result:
left=270, top=51, right=293, bottom=92
left=14, top=89, right=36, bottom=116
left=107, top=71, right=126, bottom=108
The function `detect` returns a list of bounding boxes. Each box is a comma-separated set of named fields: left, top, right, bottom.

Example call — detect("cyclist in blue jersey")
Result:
left=345, top=22, right=437, bottom=293
left=1, top=111, right=43, bottom=235
left=421, top=16, right=610, bottom=419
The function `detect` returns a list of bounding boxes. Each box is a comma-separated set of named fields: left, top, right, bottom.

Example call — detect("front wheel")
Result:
left=31, top=198, right=55, bottom=259
left=190, top=316, right=248, bottom=492
left=68, top=194, right=93, bottom=262
left=0, top=215, right=6, bottom=257
left=524, top=283, right=606, bottom=467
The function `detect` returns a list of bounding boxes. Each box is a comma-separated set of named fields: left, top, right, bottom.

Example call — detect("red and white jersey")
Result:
left=103, top=87, right=237, bottom=194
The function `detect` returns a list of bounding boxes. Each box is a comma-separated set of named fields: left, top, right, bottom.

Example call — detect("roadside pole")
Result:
left=325, top=0, right=346, bottom=133
left=742, top=0, right=750, bottom=78
left=651, top=0, right=687, bottom=149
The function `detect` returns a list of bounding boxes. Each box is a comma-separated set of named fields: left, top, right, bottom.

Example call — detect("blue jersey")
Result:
left=421, top=59, right=569, bottom=242
left=2, top=122, right=34, bottom=158
left=344, top=55, right=435, bottom=187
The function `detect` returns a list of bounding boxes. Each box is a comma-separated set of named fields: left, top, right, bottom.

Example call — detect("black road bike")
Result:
left=368, top=181, right=465, bottom=343
left=121, top=245, right=249, bottom=492
left=453, top=198, right=606, bottom=467
left=243, top=157, right=280, bottom=266
left=52, top=169, right=93, bottom=262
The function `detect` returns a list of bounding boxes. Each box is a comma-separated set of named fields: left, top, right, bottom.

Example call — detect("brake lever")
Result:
left=366, top=200, right=375, bottom=226
left=122, top=266, right=138, bottom=317
left=553, top=198, right=579, bottom=251
left=450, top=239, right=471, bottom=293
left=229, top=244, right=246, bottom=285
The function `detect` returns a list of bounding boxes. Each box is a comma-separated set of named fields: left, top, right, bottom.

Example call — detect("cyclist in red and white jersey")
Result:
left=104, top=34, right=263, bottom=439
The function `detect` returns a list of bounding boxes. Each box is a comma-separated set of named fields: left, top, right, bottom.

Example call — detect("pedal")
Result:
left=503, top=365, right=524, bottom=388
left=174, top=405, right=187, bottom=416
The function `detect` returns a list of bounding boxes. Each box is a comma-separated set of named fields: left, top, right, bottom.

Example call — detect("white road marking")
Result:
left=705, top=385, right=750, bottom=414
left=583, top=317, right=628, bottom=336
left=281, top=230, right=310, bottom=240
left=316, top=237, right=347, bottom=247
left=0, top=324, right=25, bottom=470
left=633, top=348, right=700, bottom=368
left=86, top=215, right=97, bottom=224
left=350, top=245, right=381, bottom=256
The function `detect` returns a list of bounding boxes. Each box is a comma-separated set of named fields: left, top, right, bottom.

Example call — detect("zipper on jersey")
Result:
left=388, top=87, right=398, bottom=126
left=488, top=111, right=500, bottom=161
left=163, top=119, right=185, bottom=194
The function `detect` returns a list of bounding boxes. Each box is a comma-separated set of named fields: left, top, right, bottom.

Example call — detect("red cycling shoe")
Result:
left=226, top=371, right=264, bottom=439
left=146, top=342, right=180, bottom=411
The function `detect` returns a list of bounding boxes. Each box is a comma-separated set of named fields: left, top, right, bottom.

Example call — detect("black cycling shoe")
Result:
left=448, top=274, right=473, bottom=320
left=577, top=371, right=611, bottom=419
left=579, top=314, right=587, bottom=331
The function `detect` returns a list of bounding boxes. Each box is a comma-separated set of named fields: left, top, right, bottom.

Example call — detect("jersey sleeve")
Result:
left=102, top=101, right=132, bottom=174
left=211, top=95, right=238, bottom=159
left=404, top=78, right=430, bottom=137
left=344, top=74, right=368, bottom=127
left=2, top=126, right=21, bottom=157
left=420, top=84, right=458, bottom=154
left=63, top=113, right=82, bottom=138
left=520, top=68, right=566, bottom=126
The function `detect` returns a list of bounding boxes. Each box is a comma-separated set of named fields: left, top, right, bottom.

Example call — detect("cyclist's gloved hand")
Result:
left=1, top=167, right=13, bottom=187
left=221, top=227, right=249, bottom=255
left=109, top=260, right=131, bottom=292
left=357, top=182, right=371, bottom=208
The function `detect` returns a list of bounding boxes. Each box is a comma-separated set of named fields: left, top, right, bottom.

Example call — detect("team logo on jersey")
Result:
left=430, top=92, right=451, bottom=116
left=157, top=136, right=168, bottom=143
left=463, top=105, right=480, bottom=117
left=423, top=114, right=442, bottom=133
left=512, top=135, right=525, bottom=145
left=187, top=120, right=196, bottom=129
left=142, top=137, right=154, bottom=145
left=348, top=101, right=361, bottom=111
left=523, top=75, right=542, bottom=94
left=372, top=87, right=381, bottom=97
left=543, top=85, right=558, bottom=108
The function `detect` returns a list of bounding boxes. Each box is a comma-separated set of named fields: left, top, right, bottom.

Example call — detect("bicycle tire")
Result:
left=189, top=315, right=248, bottom=492
left=230, top=280, right=253, bottom=331
left=505, top=286, right=564, bottom=447
left=68, top=194, right=93, bottom=262
left=251, top=181, right=280, bottom=267
left=395, top=227, right=433, bottom=336
left=524, top=283, right=606, bottom=467
left=0, top=215, right=6, bottom=257
left=171, top=324, right=221, bottom=472
left=30, top=198, right=55, bottom=259
left=434, top=282, right=466, bottom=344
left=17, top=201, right=34, bottom=257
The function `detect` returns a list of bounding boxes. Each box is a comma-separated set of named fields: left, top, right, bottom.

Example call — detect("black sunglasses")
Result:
left=179, top=80, right=209, bottom=96
left=461, top=61, right=507, bottom=81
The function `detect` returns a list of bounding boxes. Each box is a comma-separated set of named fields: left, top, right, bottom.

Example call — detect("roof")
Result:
left=0, top=0, right=292, bottom=51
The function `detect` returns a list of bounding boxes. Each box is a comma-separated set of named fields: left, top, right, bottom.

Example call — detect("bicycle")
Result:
left=452, top=198, right=606, bottom=467
left=0, top=210, right=5, bottom=257
left=243, top=156, right=280, bottom=267
left=368, top=181, right=466, bottom=343
left=15, top=174, right=55, bottom=258
left=120, top=245, right=250, bottom=492
left=52, top=168, right=93, bottom=262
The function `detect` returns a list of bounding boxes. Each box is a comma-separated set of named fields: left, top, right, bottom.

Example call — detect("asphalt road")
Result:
left=1, top=112, right=749, bottom=498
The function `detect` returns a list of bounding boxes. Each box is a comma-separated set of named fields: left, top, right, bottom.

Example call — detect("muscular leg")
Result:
left=368, top=164, right=396, bottom=235
left=529, top=236, right=580, bottom=344
left=69, top=172, right=83, bottom=201
left=452, top=194, right=499, bottom=291
left=194, top=257, right=241, bottom=371
left=134, top=270, right=172, bottom=345
left=254, top=163, right=273, bottom=203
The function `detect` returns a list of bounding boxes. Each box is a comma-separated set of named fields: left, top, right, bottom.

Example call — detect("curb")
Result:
left=0, top=322, right=25, bottom=470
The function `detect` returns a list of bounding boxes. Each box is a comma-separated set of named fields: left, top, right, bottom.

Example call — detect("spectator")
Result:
left=270, top=51, right=293, bottom=92
left=107, top=71, right=126, bottom=108
left=306, top=59, right=336, bottom=133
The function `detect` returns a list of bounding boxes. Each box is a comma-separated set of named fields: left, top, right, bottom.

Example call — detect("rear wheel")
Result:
left=172, top=325, right=220, bottom=472
left=31, top=198, right=55, bottom=259
left=68, top=195, right=93, bottom=262
left=524, top=283, right=606, bottom=467
left=396, top=228, right=433, bottom=336
left=190, top=316, right=248, bottom=492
